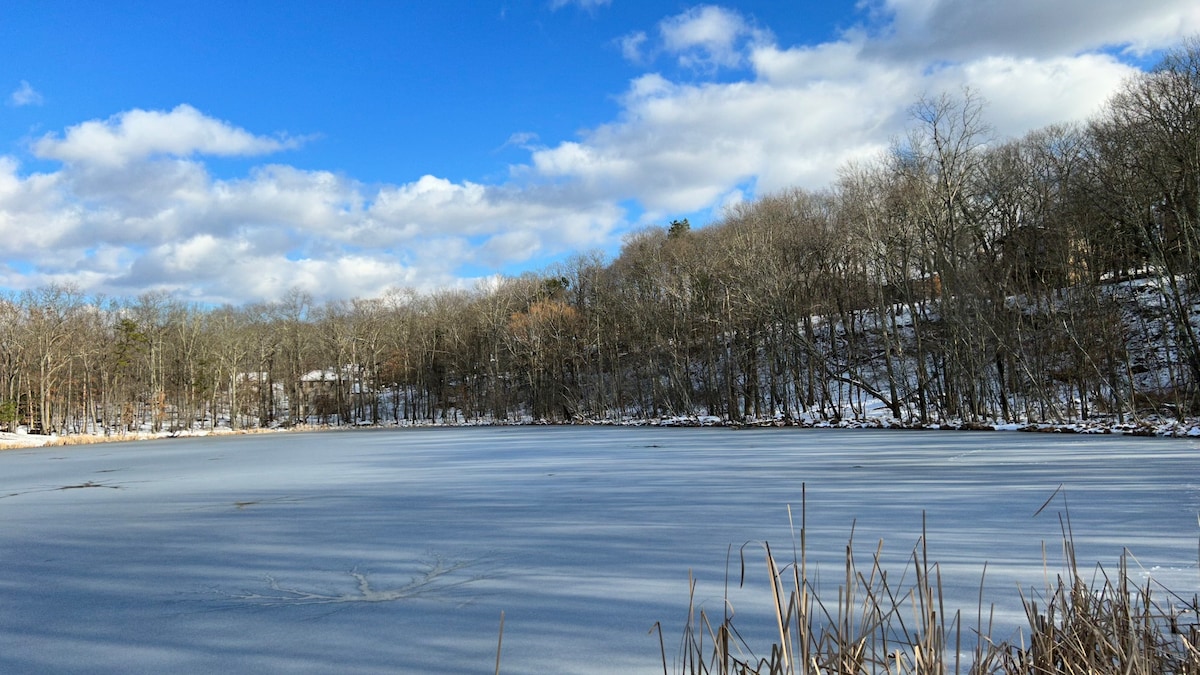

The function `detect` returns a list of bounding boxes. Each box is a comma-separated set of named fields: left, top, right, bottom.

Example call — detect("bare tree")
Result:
left=1086, top=40, right=1200, bottom=413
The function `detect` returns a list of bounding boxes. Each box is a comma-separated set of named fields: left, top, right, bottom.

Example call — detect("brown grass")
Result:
left=662, top=488, right=1199, bottom=674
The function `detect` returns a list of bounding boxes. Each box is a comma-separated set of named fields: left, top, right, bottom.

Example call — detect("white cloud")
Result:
left=8, top=80, right=43, bottom=107
left=530, top=61, right=912, bottom=207
left=502, top=131, right=540, bottom=150
left=370, top=175, right=494, bottom=237
left=864, top=0, right=1200, bottom=59
left=943, top=54, right=1137, bottom=135
left=619, top=31, right=649, bottom=63
left=622, top=5, right=772, bottom=72
left=0, top=104, right=625, bottom=303
left=33, top=104, right=302, bottom=168
left=113, top=241, right=423, bottom=305
left=529, top=3, right=1160, bottom=208
left=658, top=5, right=769, bottom=70
left=0, top=157, right=81, bottom=250
left=479, top=230, right=543, bottom=266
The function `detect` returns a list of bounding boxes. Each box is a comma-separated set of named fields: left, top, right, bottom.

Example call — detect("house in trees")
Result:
left=994, top=224, right=1071, bottom=289
left=297, top=366, right=372, bottom=423
left=233, top=372, right=286, bottom=427
left=882, top=272, right=942, bottom=305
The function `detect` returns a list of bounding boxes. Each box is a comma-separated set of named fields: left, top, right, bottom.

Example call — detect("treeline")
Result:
left=4, top=42, right=1199, bottom=434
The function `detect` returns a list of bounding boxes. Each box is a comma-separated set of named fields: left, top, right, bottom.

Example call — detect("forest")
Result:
left=3, top=41, right=1199, bottom=435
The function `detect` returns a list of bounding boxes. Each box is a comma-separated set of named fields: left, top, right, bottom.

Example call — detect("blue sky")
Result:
left=2, top=0, right=1198, bottom=305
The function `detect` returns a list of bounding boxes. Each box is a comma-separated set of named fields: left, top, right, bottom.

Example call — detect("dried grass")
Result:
left=663, top=487, right=1199, bottom=674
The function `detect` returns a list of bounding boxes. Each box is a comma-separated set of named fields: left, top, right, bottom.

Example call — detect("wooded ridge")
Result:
left=4, top=42, right=1199, bottom=435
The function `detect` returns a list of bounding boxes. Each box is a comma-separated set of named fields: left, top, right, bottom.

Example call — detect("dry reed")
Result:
left=663, top=487, right=1199, bottom=674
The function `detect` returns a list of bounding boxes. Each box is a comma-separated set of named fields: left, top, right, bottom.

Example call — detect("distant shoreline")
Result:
left=3, top=415, right=1197, bottom=452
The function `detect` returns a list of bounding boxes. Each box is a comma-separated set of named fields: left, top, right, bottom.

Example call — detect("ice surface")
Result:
left=0, top=427, right=1196, bottom=673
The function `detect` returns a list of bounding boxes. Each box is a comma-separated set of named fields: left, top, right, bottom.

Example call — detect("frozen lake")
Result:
left=0, top=427, right=1196, bottom=673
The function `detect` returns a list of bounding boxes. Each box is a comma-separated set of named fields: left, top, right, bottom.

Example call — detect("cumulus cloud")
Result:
left=659, top=5, right=770, bottom=70
left=8, top=80, right=43, bottom=106
left=0, top=157, right=80, bottom=249
left=621, top=4, right=771, bottom=71
left=536, top=2, right=1161, bottom=209
left=33, top=104, right=303, bottom=168
left=864, top=0, right=1200, bottom=59
left=0, top=104, right=625, bottom=304
left=535, top=38, right=913, bottom=204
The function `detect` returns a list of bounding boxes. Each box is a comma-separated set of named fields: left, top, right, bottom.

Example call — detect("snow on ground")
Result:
left=0, top=427, right=1196, bottom=673
left=0, top=431, right=53, bottom=447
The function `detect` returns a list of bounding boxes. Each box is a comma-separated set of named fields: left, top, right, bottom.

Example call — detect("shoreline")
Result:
left=3, top=414, right=1198, bottom=451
